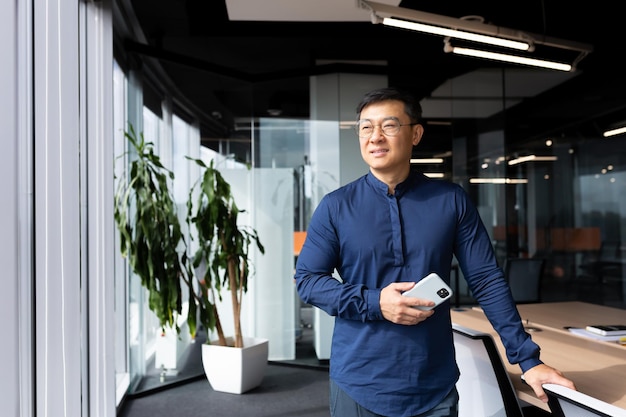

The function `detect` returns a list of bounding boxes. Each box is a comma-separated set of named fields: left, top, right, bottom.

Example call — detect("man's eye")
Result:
left=360, top=125, right=372, bottom=132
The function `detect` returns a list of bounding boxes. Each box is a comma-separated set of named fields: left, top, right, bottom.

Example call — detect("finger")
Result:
left=394, top=281, right=417, bottom=292
left=532, top=385, right=548, bottom=403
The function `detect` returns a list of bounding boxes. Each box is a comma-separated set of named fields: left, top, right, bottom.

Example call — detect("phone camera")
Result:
left=437, top=288, right=450, bottom=298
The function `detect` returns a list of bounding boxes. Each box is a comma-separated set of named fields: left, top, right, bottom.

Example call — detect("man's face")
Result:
left=357, top=99, right=423, bottom=176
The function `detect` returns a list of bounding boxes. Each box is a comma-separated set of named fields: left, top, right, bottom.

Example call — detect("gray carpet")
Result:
left=117, top=363, right=331, bottom=417
left=118, top=318, right=331, bottom=417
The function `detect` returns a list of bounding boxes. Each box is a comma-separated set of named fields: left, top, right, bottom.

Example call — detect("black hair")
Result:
left=355, top=87, right=422, bottom=123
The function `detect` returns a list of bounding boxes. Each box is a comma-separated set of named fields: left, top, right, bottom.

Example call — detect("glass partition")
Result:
left=114, top=64, right=626, bottom=398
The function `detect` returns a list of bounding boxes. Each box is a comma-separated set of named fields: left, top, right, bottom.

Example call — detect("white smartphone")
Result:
left=402, top=272, right=453, bottom=310
left=585, top=324, right=626, bottom=336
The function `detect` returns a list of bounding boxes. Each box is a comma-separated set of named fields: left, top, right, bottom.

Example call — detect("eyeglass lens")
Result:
left=355, top=118, right=402, bottom=138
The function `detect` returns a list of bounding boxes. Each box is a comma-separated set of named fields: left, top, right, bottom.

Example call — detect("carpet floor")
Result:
left=117, top=363, right=331, bottom=417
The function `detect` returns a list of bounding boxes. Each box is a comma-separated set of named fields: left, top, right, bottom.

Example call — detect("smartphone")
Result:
left=402, top=272, right=453, bottom=310
left=585, top=324, right=626, bottom=336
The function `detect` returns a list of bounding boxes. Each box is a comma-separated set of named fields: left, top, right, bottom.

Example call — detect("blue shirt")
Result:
left=294, top=170, right=542, bottom=417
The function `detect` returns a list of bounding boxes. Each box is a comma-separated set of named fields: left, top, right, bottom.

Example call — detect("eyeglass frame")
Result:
left=354, top=116, right=419, bottom=139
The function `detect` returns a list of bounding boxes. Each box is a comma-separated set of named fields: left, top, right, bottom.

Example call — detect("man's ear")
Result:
left=412, top=124, right=424, bottom=146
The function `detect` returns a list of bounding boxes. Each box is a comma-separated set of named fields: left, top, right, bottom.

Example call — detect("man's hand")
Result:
left=380, top=282, right=435, bottom=325
left=523, top=364, right=577, bottom=402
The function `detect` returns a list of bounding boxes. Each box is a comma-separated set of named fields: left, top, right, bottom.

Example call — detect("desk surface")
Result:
left=450, top=302, right=626, bottom=411
left=515, top=301, right=626, bottom=332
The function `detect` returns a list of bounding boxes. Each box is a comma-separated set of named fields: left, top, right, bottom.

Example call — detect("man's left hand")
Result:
left=522, top=364, right=577, bottom=402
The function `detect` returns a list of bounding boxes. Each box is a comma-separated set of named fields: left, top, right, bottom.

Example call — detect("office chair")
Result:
left=576, top=240, right=623, bottom=303
left=503, top=258, right=545, bottom=304
left=453, top=324, right=524, bottom=417
left=543, top=383, right=626, bottom=417
left=578, top=240, right=622, bottom=283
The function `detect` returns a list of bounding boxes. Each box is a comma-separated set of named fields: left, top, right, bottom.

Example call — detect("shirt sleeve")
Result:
left=293, top=195, right=384, bottom=322
left=452, top=186, right=543, bottom=372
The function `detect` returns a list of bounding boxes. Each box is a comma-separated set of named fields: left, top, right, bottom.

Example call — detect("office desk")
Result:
left=515, top=301, right=626, bottom=332
left=450, top=303, right=626, bottom=412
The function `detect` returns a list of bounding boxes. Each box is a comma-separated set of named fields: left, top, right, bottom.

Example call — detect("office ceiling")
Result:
left=121, top=0, right=626, bottom=153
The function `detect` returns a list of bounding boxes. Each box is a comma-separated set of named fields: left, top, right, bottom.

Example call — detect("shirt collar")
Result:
left=366, top=169, right=424, bottom=196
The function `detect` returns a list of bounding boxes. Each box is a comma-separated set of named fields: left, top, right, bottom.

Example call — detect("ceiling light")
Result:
left=382, top=17, right=530, bottom=50
left=469, top=178, right=528, bottom=184
left=362, top=1, right=532, bottom=50
left=508, top=155, right=558, bottom=165
left=411, top=158, right=444, bottom=164
left=361, top=1, right=593, bottom=70
left=423, top=172, right=445, bottom=178
left=603, top=126, right=626, bottom=137
left=446, top=45, right=572, bottom=72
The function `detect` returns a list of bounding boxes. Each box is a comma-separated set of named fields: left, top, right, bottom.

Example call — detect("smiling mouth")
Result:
left=371, top=149, right=388, bottom=155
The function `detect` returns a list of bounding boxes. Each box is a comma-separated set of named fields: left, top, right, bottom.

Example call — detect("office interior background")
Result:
left=3, top=1, right=625, bottom=416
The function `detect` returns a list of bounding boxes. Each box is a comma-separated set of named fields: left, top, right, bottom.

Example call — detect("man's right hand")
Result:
left=380, top=282, right=435, bottom=325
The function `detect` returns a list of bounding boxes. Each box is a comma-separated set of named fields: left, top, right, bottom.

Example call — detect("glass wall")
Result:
left=113, top=66, right=204, bottom=395
left=393, top=67, right=624, bottom=309
left=113, top=69, right=300, bottom=398
left=113, top=62, right=625, bottom=398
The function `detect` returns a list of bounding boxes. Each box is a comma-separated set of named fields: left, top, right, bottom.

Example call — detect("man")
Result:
left=294, top=87, right=575, bottom=417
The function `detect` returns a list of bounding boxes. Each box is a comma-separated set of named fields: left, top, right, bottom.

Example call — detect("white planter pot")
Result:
left=201, top=336, right=269, bottom=394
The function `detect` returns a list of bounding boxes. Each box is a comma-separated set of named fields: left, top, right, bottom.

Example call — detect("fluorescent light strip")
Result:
left=410, top=158, right=444, bottom=164
left=423, top=172, right=445, bottom=178
left=450, top=46, right=572, bottom=71
left=508, top=155, right=558, bottom=165
left=603, top=126, right=626, bottom=137
left=383, top=17, right=530, bottom=50
left=470, top=178, right=528, bottom=184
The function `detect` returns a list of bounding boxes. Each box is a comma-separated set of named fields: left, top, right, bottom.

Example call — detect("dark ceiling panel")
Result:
left=122, top=0, right=626, bottom=151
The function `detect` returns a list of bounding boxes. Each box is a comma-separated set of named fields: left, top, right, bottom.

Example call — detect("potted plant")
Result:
left=114, top=125, right=191, bottom=333
left=185, top=156, right=267, bottom=394
left=114, top=126, right=267, bottom=394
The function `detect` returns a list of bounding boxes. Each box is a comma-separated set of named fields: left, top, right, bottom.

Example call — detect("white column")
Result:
left=2, top=1, right=34, bottom=416
left=83, top=2, right=116, bottom=416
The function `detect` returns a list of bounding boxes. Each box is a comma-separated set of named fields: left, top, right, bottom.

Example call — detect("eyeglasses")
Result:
left=354, top=117, right=418, bottom=139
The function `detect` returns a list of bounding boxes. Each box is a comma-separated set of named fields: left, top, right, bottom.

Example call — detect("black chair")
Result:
left=578, top=240, right=622, bottom=283
left=503, top=258, right=545, bottom=304
left=577, top=240, right=624, bottom=303
left=453, top=324, right=524, bottom=417
left=543, top=383, right=626, bottom=417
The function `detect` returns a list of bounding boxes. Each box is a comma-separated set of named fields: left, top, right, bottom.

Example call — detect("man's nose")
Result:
left=369, top=125, right=385, bottom=140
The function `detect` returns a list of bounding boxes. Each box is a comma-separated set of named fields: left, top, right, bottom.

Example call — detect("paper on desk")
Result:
left=568, top=327, right=623, bottom=342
